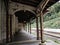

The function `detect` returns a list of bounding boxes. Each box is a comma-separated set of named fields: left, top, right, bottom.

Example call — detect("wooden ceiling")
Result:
left=11, top=0, right=42, bottom=7
left=11, top=0, right=59, bottom=8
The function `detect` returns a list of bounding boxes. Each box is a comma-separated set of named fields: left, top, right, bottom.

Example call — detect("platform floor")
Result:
left=7, top=30, right=59, bottom=45
left=11, top=30, right=39, bottom=45
left=13, top=30, right=36, bottom=41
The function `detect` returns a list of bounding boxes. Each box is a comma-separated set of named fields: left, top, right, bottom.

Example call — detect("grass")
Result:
left=31, top=17, right=60, bottom=29
left=43, top=17, right=60, bottom=28
left=54, top=40, right=60, bottom=44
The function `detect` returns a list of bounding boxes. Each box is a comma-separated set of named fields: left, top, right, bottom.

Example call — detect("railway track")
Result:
left=44, top=30, right=60, bottom=39
left=31, top=29, right=60, bottom=41
left=43, top=30, right=60, bottom=43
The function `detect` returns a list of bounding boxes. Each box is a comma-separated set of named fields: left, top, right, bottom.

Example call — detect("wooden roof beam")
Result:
left=49, top=0, right=58, bottom=2
left=37, top=0, right=50, bottom=11
left=36, top=0, right=50, bottom=14
left=42, top=0, right=50, bottom=11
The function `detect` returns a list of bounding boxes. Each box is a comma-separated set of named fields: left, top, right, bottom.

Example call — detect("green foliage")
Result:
left=44, top=17, right=60, bottom=28
left=43, top=2, right=60, bottom=22
left=43, top=2, right=60, bottom=29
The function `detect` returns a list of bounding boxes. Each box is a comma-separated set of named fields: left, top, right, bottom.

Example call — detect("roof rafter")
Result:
left=37, top=0, right=50, bottom=12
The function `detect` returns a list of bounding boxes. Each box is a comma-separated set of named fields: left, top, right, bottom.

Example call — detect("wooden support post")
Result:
left=23, top=23, right=25, bottom=30
left=26, top=24, right=27, bottom=32
left=37, top=0, right=49, bottom=45
left=26, top=23, right=28, bottom=32
left=5, top=0, right=9, bottom=43
left=15, top=17, right=18, bottom=32
left=39, top=0, right=49, bottom=44
left=39, top=11, right=44, bottom=44
left=36, top=17, right=39, bottom=40
left=24, top=23, right=26, bottom=31
left=6, top=14, right=9, bottom=43
left=12, top=15, right=15, bottom=34
left=10, top=15, right=12, bottom=42
left=25, top=24, right=27, bottom=32
left=30, top=23, right=31, bottom=34
left=25, top=24, right=26, bottom=31
left=24, top=24, right=26, bottom=31
left=28, top=23, right=29, bottom=32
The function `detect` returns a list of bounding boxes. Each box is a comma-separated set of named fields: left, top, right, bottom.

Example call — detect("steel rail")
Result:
left=44, top=33, right=60, bottom=39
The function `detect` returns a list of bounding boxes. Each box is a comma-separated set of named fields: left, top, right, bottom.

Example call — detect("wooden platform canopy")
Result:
left=10, top=0, right=59, bottom=23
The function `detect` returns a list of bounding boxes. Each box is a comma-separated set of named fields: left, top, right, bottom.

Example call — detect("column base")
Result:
left=39, top=42, right=46, bottom=45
